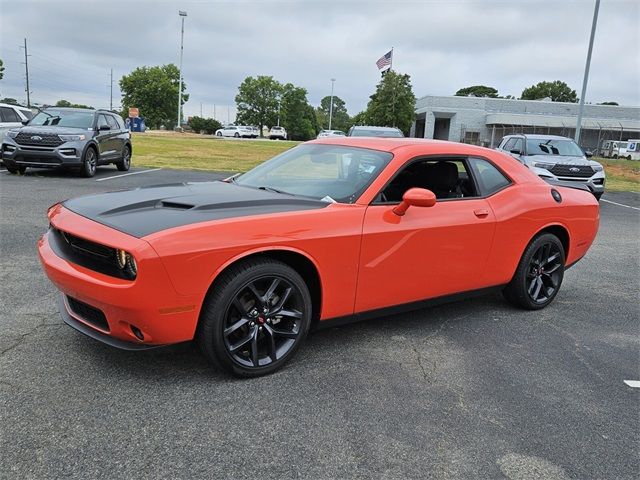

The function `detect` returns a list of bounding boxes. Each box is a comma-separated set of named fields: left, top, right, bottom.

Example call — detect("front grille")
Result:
left=550, top=164, right=594, bottom=178
left=15, top=132, right=64, bottom=147
left=66, top=296, right=109, bottom=331
left=48, top=227, right=135, bottom=280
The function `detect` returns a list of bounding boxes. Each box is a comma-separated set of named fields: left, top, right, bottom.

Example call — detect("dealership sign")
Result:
left=128, top=107, right=139, bottom=118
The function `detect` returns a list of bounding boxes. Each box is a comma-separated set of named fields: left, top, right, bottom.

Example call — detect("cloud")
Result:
left=0, top=0, right=637, bottom=120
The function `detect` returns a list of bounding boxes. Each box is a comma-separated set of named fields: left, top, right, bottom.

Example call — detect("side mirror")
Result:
left=510, top=149, right=523, bottom=155
left=21, top=120, right=29, bottom=126
left=393, top=188, right=436, bottom=216
left=584, top=150, right=593, bottom=158
left=98, top=124, right=111, bottom=131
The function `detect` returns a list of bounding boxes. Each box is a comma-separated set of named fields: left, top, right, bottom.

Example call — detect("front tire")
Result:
left=503, top=233, right=565, bottom=310
left=81, top=147, right=97, bottom=178
left=116, top=145, right=131, bottom=171
left=234, top=132, right=239, bottom=138
left=6, top=164, right=26, bottom=175
left=197, top=258, right=312, bottom=377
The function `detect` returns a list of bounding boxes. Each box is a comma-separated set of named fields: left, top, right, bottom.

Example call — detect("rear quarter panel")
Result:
left=484, top=183, right=599, bottom=286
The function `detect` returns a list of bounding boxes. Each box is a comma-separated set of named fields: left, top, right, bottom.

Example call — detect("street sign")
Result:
left=128, top=107, right=139, bottom=118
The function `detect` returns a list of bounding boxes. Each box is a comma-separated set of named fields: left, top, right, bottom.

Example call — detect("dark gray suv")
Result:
left=2, top=107, right=132, bottom=177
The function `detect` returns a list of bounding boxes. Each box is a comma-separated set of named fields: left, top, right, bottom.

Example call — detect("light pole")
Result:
left=575, top=0, right=600, bottom=145
left=277, top=97, right=281, bottom=127
left=177, top=10, right=187, bottom=129
left=328, top=78, right=335, bottom=130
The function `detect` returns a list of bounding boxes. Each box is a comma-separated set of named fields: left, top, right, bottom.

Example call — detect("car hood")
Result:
left=18, top=126, right=90, bottom=135
left=524, top=154, right=589, bottom=165
left=63, top=181, right=329, bottom=238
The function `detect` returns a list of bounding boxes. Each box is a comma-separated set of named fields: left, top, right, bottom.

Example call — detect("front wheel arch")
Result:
left=200, top=249, right=323, bottom=330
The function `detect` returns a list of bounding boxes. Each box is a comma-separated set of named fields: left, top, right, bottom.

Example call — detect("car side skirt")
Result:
left=315, top=285, right=506, bottom=330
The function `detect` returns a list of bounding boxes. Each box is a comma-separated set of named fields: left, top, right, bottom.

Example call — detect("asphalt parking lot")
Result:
left=1, top=166, right=638, bottom=479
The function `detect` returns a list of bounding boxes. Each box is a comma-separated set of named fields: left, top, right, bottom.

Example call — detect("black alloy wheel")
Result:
left=503, top=233, right=565, bottom=310
left=223, top=276, right=303, bottom=368
left=197, top=259, right=312, bottom=377
left=81, top=147, right=97, bottom=177
left=116, top=145, right=131, bottom=171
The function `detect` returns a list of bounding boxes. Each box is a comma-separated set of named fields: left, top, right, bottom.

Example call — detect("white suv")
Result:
left=269, top=126, right=287, bottom=140
left=0, top=103, right=33, bottom=142
left=497, top=134, right=605, bottom=200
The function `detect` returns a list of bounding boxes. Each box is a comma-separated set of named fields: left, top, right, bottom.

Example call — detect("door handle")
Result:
left=474, top=209, right=489, bottom=218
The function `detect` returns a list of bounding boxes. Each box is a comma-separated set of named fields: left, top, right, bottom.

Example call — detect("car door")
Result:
left=106, top=115, right=124, bottom=157
left=354, top=156, right=498, bottom=313
left=95, top=114, right=115, bottom=160
left=0, top=106, right=24, bottom=142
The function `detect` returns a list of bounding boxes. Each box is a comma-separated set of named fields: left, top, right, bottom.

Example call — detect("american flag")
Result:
left=376, top=50, right=392, bottom=70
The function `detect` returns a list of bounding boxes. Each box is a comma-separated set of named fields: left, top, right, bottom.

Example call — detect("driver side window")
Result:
left=378, top=158, right=479, bottom=203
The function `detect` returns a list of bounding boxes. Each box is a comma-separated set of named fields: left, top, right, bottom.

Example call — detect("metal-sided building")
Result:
left=412, top=95, right=640, bottom=150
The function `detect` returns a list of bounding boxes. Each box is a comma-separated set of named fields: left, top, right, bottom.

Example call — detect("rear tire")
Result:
left=503, top=233, right=565, bottom=310
left=116, top=145, right=131, bottom=171
left=234, top=132, right=239, bottom=138
left=80, top=147, right=97, bottom=178
left=197, top=258, right=312, bottom=377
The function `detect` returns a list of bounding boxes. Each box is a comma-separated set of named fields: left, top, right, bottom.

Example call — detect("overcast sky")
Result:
left=1, top=0, right=638, bottom=122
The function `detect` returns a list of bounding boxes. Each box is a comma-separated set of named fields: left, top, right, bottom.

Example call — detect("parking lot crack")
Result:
left=0, top=313, right=61, bottom=358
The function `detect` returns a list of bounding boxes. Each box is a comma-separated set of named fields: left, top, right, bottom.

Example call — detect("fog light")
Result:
left=130, top=325, right=144, bottom=341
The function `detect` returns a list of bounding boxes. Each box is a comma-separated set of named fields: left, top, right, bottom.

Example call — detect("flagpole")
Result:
left=390, top=47, right=393, bottom=71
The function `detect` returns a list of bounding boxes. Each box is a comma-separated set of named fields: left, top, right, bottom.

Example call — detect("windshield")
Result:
left=351, top=128, right=403, bottom=138
left=29, top=109, right=94, bottom=129
left=235, top=144, right=393, bottom=203
left=526, top=139, right=585, bottom=157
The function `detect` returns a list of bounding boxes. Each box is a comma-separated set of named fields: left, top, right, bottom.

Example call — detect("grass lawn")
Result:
left=132, top=131, right=299, bottom=173
left=131, top=132, right=639, bottom=192
left=595, top=157, right=640, bottom=192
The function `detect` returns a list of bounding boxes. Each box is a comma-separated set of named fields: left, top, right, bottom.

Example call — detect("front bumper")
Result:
left=531, top=166, right=605, bottom=196
left=2, top=138, right=85, bottom=168
left=38, top=206, right=202, bottom=348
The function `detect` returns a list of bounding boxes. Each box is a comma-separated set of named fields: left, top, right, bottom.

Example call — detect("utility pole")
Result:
left=20, top=38, right=31, bottom=108
left=575, top=0, right=600, bottom=145
left=177, top=10, right=187, bottom=129
left=227, top=105, right=230, bottom=124
left=213, top=104, right=216, bottom=121
left=329, top=78, right=335, bottom=130
left=200, top=102, right=203, bottom=117
left=277, top=97, right=281, bottom=127
left=109, top=68, right=113, bottom=110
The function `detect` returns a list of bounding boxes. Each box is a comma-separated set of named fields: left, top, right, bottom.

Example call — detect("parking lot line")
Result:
left=600, top=198, right=640, bottom=211
left=623, top=380, right=640, bottom=388
left=95, top=168, right=162, bottom=182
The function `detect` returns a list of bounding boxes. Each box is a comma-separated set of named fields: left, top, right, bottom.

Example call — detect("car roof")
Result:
left=310, top=136, right=489, bottom=152
left=504, top=134, right=574, bottom=141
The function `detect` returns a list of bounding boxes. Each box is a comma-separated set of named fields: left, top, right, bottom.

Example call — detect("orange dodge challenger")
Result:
left=39, top=138, right=599, bottom=377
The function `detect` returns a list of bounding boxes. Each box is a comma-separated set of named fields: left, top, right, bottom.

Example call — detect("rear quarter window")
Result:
left=470, top=157, right=511, bottom=196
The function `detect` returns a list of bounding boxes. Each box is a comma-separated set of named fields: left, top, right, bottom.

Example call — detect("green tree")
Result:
left=55, top=99, right=93, bottom=109
left=119, top=64, right=188, bottom=129
left=188, top=116, right=222, bottom=134
left=316, top=95, right=350, bottom=131
left=599, top=101, right=618, bottom=106
left=521, top=80, right=578, bottom=103
left=455, top=85, right=499, bottom=98
left=365, top=70, right=416, bottom=135
left=349, top=111, right=368, bottom=127
left=279, top=83, right=316, bottom=140
left=0, top=97, right=18, bottom=105
left=235, top=75, right=281, bottom=136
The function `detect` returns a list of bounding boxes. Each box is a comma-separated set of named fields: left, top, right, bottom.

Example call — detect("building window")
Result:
left=463, top=131, right=480, bottom=145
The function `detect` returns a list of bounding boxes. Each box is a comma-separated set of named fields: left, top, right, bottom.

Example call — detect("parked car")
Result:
left=317, top=129, right=346, bottom=138
left=2, top=107, right=132, bottom=177
left=347, top=125, right=404, bottom=138
left=600, top=140, right=630, bottom=159
left=497, top=134, right=605, bottom=200
left=269, top=126, right=287, bottom=140
left=38, top=138, right=599, bottom=377
left=0, top=102, right=32, bottom=141
left=250, top=126, right=260, bottom=138
left=218, top=125, right=254, bottom=138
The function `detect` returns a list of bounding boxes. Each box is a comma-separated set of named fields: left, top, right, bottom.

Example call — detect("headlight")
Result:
left=6, top=130, right=19, bottom=138
left=58, top=134, right=86, bottom=142
left=533, top=162, right=555, bottom=170
left=115, top=249, right=137, bottom=279
left=592, top=165, right=604, bottom=172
